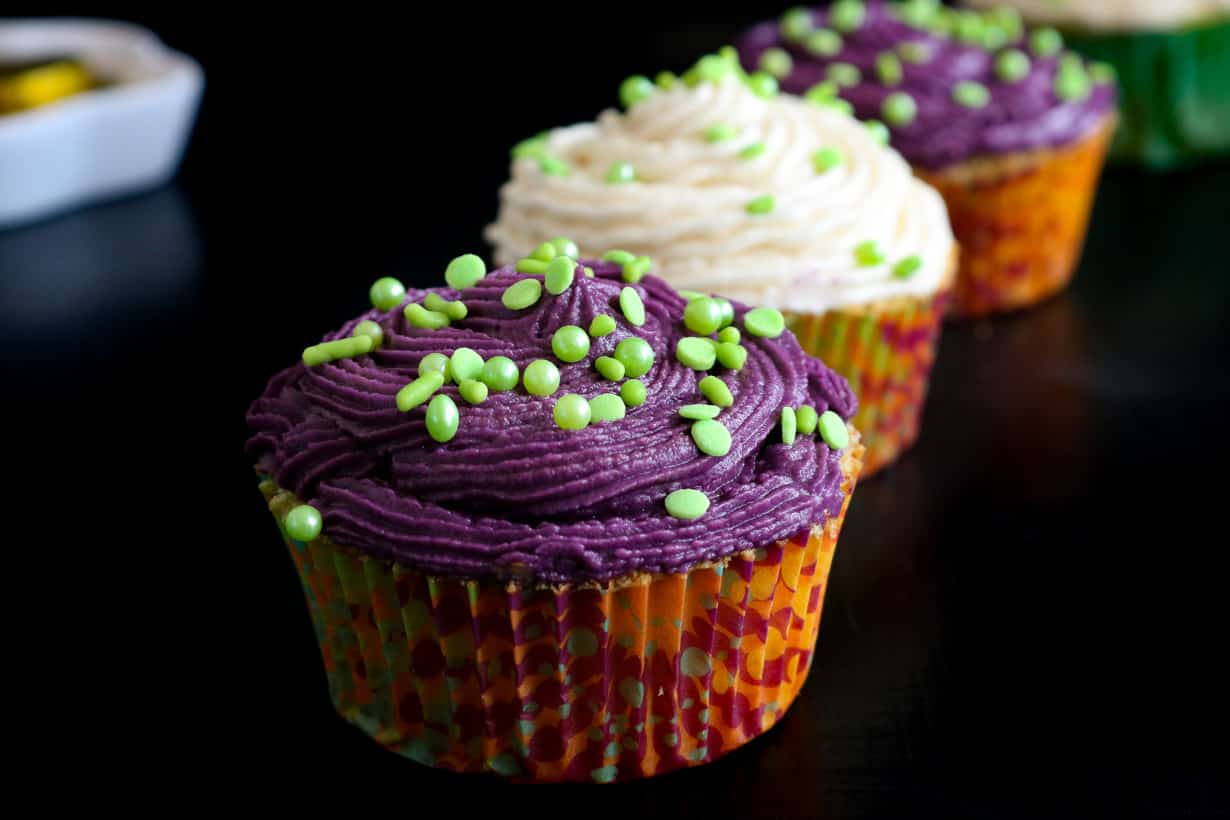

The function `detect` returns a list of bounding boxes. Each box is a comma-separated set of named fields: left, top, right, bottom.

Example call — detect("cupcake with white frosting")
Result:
left=487, top=51, right=957, bottom=476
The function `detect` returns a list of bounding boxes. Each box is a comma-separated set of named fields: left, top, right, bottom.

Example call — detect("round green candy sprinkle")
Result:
left=602, top=249, right=636, bottom=265
left=691, top=418, right=732, bottom=457
left=583, top=266, right=594, bottom=278
left=876, top=52, right=904, bottom=86
left=665, top=488, right=710, bottom=520
left=855, top=239, right=886, bottom=267
left=480, top=356, right=519, bottom=391
left=285, top=505, right=322, bottom=541
left=805, top=28, right=843, bottom=57
left=866, top=120, right=890, bottom=145
left=1030, top=26, right=1063, bottom=58
left=715, top=298, right=734, bottom=329
left=780, top=7, right=814, bottom=40
left=619, top=75, right=655, bottom=108
left=502, top=277, right=542, bottom=311
left=450, top=347, right=484, bottom=382
left=396, top=371, right=445, bottom=412
left=826, top=97, right=856, bottom=116
left=813, top=146, right=843, bottom=173
left=458, top=378, right=488, bottom=405
left=818, top=410, right=850, bottom=449
left=621, top=379, right=647, bottom=407
left=614, top=337, right=655, bottom=378
left=679, top=403, right=721, bottom=420
left=698, top=375, right=734, bottom=408
left=881, top=91, right=917, bottom=126
left=953, top=10, right=983, bottom=42
left=1055, top=63, right=1091, bottom=102
left=717, top=342, right=748, bottom=370
left=677, top=290, right=706, bottom=302
left=676, top=337, right=717, bottom=371
left=553, top=393, right=591, bottom=430
left=538, top=155, right=570, bottom=176
left=758, top=47, right=793, bottom=79
left=655, top=71, right=678, bottom=89
left=746, top=195, right=775, bottom=215
left=511, top=133, right=548, bottom=160
left=419, top=352, right=451, bottom=381
left=551, top=325, right=590, bottom=363
left=829, top=0, right=866, bottom=32
left=796, top=405, right=818, bottom=436
left=896, top=0, right=939, bottom=28
left=684, top=297, right=724, bottom=335
left=996, top=48, right=1031, bottom=83
left=425, top=394, right=459, bottom=443
left=589, top=393, right=626, bottom=424
left=589, top=314, right=617, bottom=338
left=605, top=162, right=636, bottom=184
left=369, top=277, right=406, bottom=311
left=550, top=237, right=580, bottom=259
left=687, top=53, right=734, bottom=86
left=747, top=71, right=778, bottom=98
left=619, top=286, right=646, bottom=327
left=352, top=320, right=383, bottom=347
left=405, top=303, right=450, bottom=329
left=523, top=359, right=561, bottom=396
left=622, top=256, right=652, bottom=283
left=545, top=256, right=576, bottom=295
left=780, top=406, right=797, bottom=446
left=893, top=255, right=923, bottom=279
left=804, top=80, right=839, bottom=104
left=744, top=306, right=785, bottom=338
left=827, top=62, right=861, bottom=88
left=530, top=242, right=557, bottom=262
left=516, top=257, right=549, bottom=275
left=444, top=254, right=486, bottom=290
left=738, top=142, right=766, bottom=160
left=717, top=326, right=741, bottom=344
left=1089, top=62, right=1116, bottom=84
left=898, top=41, right=932, bottom=64
left=595, top=356, right=626, bottom=381
left=704, top=123, right=739, bottom=143
left=424, top=292, right=467, bottom=320
left=952, top=81, right=990, bottom=109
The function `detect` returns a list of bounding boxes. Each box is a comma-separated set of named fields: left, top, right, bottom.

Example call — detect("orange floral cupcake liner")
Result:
left=259, top=433, right=862, bottom=783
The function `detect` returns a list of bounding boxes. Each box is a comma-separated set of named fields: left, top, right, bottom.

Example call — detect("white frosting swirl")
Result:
left=966, top=0, right=1230, bottom=31
left=486, top=78, right=954, bottom=314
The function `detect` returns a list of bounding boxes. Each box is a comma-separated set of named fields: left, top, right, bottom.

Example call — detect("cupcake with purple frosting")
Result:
left=738, top=0, right=1119, bottom=316
left=247, top=242, right=863, bottom=782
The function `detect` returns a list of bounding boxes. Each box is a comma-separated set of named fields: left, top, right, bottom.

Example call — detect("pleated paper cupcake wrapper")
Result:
left=1065, top=19, right=1230, bottom=169
left=259, top=437, right=862, bottom=783
left=915, top=114, right=1116, bottom=319
left=786, top=287, right=949, bottom=478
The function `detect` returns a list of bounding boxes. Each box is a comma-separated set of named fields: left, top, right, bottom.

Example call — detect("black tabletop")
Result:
left=6, top=6, right=1229, bottom=816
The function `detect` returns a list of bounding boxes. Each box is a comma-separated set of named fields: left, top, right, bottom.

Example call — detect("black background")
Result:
left=4, top=4, right=1229, bottom=816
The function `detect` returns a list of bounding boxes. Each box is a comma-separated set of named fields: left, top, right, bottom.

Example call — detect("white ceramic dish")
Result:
left=0, top=19, right=203, bottom=229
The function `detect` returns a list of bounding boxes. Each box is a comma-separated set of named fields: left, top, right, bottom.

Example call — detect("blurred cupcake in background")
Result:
left=487, top=51, right=956, bottom=476
left=966, top=0, right=1230, bottom=169
left=738, top=1, right=1118, bottom=317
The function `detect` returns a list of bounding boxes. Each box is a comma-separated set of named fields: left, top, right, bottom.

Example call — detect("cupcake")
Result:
left=737, top=1, right=1118, bottom=317
left=486, top=55, right=955, bottom=477
left=246, top=246, right=864, bottom=782
left=966, top=0, right=1230, bottom=168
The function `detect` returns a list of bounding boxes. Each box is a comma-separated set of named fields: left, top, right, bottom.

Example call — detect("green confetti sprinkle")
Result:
left=425, top=394, right=459, bottom=443
left=866, top=119, right=890, bottom=144
left=679, top=404, right=721, bottom=420
left=419, top=352, right=451, bottom=381
left=621, top=379, right=647, bottom=407
left=805, top=28, right=843, bottom=56
left=619, top=286, right=646, bottom=327
left=796, top=405, right=818, bottom=435
left=744, top=306, right=785, bottom=338
left=511, top=134, right=548, bottom=161
left=1030, top=26, right=1063, bottom=57
left=444, top=253, right=486, bottom=290
left=818, top=410, right=850, bottom=449
left=523, top=359, right=561, bottom=396
left=396, top=371, right=445, bottom=412
left=589, top=393, right=626, bottom=423
left=449, top=347, right=484, bottom=382
left=458, top=378, right=488, bottom=405
left=882, top=91, right=917, bottom=126
left=704, top=123, right=739, bottom=143
left=369, top=277, right=405, bottom=311
left=715, top=298, right=735, bottom=328
left=603, top=249, right=636, bottom=265
left=285, top=505, right=321, bottom=541
left=302, top=335, right=373, bottom=367
left=953, top=80, right=990, bottom=108
left=619, top=75, right=655, bottom=108
left=595, top=356, right=626, bottom=381
left=665, top=488, right=710, bottom=520
left=554, top=393, right=591, bottom=430
left=352, top=320, right=383, bottom=347
left=545, top=256, right=577, bottom=295
left=530, top=242, right=557, bottom=262
left=829, top=0, right=866, bottom=32
left=746, top=195, right=775, bottom=215
left=855, top=239, right=886, bottom=266
left=893, top=255, right=923, bottom=279
left=780, top=406, right=797, bottom=446
left=747, top=71, right=778, bottom=98
left=804, top=80, right=839, bottom=104
left=502, top=278, right=542, bottom=310
left=780, top=7, right=814, bottom=40
left=404, top=303, right=450, bottom=329
left=516, top=257, right=549, bottom=275
left=589, top=314, right=617, bottom=337
left=538, top=155, right=570, bottom=176
left=676, top=337, right=717, bottom=370
left=898, top=41, right=932, bottom=64
left=699, top=375, right=733, bottom=407
left=813, top=146, right=843, bottom=173
left=738, top=142, right=766, bottom=160
left=717, top=326, right=741, bottom=345
left=614, top=337, right=654, bottom=377
left=876, top=51, right=904, bottom=85
left=550, top=236, right=579, bottom=259
left=716, top=342, right=748, bottom=370
left=691, top=418, right=732, bottom=456
left=684, top=297, right=724, bottom=335
left=622, top=256, right=652, bottom=283
left=758, top=47, right=793, bottom=79
left=605, top=161, right=636, bottom=184
left=1089, top=61, right=1116, bottom=84
left=995, top=49, right=1031, bottom=83
left=1055, top=60, right=1091, bottom=102
left=424, top=292, right=467, bottom=321
left=552, top=325, right=591, bottom=363
left=826, top=62, right=861, bottom=87
left=655, top=71, right=678, bottom=89
left=480, top=356, right=519, bottom=392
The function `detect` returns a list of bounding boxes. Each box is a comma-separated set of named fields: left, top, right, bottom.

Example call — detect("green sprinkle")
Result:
left=511, top=133, right=548, bottom=160
left=855, top=239, right=886, bottom=266
left=396, top=371, right=445, bottom=412
left=686, top=53, right=735, bottom=86
left=530, top=242, right=557, bottom=262
left=553, top=393, right=591, bottom=430
left=898, top=41, right=932, bottom=64
left=516, top=257, right=549, bottom=275
left=538, top=155, right=570, bottom=176
left=285, top=505, right=321, bottom=541
left=405, top=303, right=450, bottom=329
left=796, top=405, right=818, bottom=435
left=678, top=290, right=706, bottom=301
left=866, top=120, right=890, bottom=144
left=552, top=325, right=591, bottom=363
left=813, top=146, right=843, bottom=173
left=780, top=406, right=797, bottom=446
left=893, top=255, right=923, bottom=279
left=602, top=249, right=635, bottom=265
left=676, top=337, right=717, bottom=371
left=544, top=256, right=577, bottom=295
left=954, top=10, right=984, bottom=43
left=704, top=123, right=739, bottom=143
left=665, top=488, right=710, bottom=520
left=614, top=337, right=654, bottom=378
left=619, top=75, right=655, bottom=108
left=715, top=298, right=735, bottom=329
left=826, top=97, right=856, bottom=116
left=952, top=81, right=990, bottom=109
left=804, top=80, right=839, bottom=104
left=717, top=342, right=748, bottom=370
left=717, top=326, right=741, bottom=344
left=684, top=297, right=724, bottom=335
left=523, top=359, right=561, bottom=396
left=691, top=419, right=732, bottom=457
left=444, top=253, right=486, bottom=290
left=369, top=277, right=405, bottom=311
left=583, top=266, right=594, bottom=278
left=805, top=29, right=843, bottom=57
left=882, top=91, right=917, bottom=126
left=424, top=292, right=467, bottom=321
left=352, top=320, right=383, bottom=347
left=502, top=278, right=542, bottom=310
left=746, top=195, right=775, bottom=215
left=1030, top=26, right=1063, bottom=58
left=605, top=161, right=636, bottom=184
left=758, top=47, right=793, bottom=79
left=622, top=256, right=652, bottom=283
left=747, top=71, right=778, bottom=98
left=780, top=7, right=814, bottom=40
left=679, top=404, right=721, bottom=420
left=827, top=62, right=861, bottom=87
left=425, top=394, right=459, bottom=443
left=595, top=356, right=626, bottom=381
left=829, top=0, right=866, bottom=32
left=818, top=410, right=850, bottom=449
left=589, top=314, right=617, bottom=337
left=419, top=352, right=451, bottom=381
left=738, top=142, right=766, bottom=160
left=655, top=71, right=678, bottom=89
left=481, top=356, right=519, bottom=392
left=550, top=237, right=579, bottom=259
left=876, top=52, right=904, bottom=85
left=1090, top=61, right=1116, bottom=84
left=897, top=0, right=940, bottom=27
left=589, top=393, right=626, bottom=423
left=996, top=49, right=1031, bottom=83
left=458, top=378, right=488, bottom=405
left=1055, top=61, right=1091, bottom=102
left=744, top=306, right=785, bottom=338
left=619, top=286, right=646, bottom=327
left=699, top=375, right=733, bottom=407
left=621, top=379, right=647, bottom=407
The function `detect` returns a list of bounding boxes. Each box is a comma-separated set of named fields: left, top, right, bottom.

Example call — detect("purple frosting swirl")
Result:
left=738, top=2, right=1116, bottom=169
left=246, top=263, right=857, bottom=585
